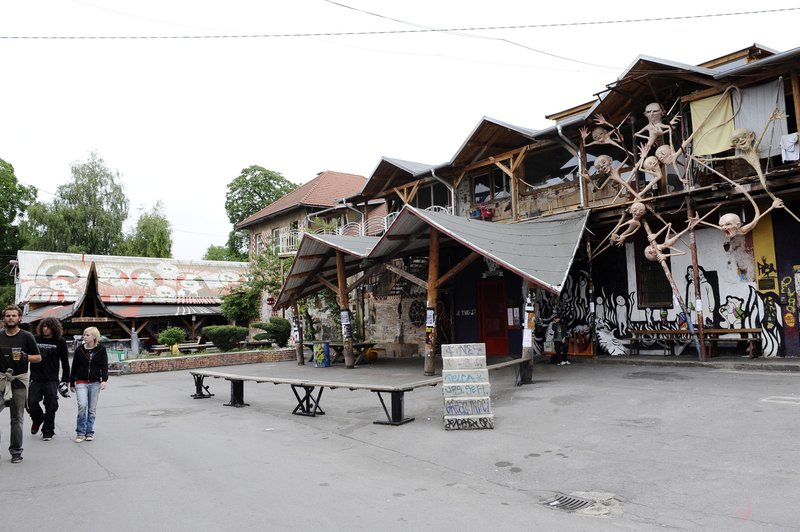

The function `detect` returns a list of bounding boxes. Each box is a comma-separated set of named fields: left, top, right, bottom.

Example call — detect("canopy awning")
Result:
left=22, top=304, right=76, bottom=324
left=106, top=304, right=223, bottom=319
left=274, top=206, right=589, bottom=308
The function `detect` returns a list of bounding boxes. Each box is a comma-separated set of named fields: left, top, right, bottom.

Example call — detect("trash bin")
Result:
left=313, top=342, right=330, bottom=368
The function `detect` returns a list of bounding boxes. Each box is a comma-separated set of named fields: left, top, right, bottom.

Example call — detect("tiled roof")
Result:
left=236, top=171, right=366, bottom=228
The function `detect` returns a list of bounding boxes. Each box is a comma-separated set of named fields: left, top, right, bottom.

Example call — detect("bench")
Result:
left=302, top=342, right=377, bottom=365
left=630, top=328, right=762, bottom=357
left=189, top=369, right=440, bottom=425
left=152, top=342, right=215, bottom=355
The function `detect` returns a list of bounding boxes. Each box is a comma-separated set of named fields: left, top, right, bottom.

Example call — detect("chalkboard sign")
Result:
left=441, top=343, right=494, bottom=430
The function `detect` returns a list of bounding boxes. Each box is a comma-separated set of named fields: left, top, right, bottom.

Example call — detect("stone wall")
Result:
left=113, top=348, right=297, bottom=374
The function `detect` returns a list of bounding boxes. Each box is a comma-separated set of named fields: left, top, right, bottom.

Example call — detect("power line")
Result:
left=1, top=7, right=797, bottom=39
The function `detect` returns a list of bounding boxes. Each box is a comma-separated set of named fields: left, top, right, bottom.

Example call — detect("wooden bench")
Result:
left=189, top=369, right=440, bottom=425
left=630, top=328, right=762, bottom=357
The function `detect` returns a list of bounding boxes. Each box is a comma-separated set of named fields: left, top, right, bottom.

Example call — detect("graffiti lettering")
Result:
left=444, top=416, right=494, bottom=430
left=758, top=257, right=777, bottom=278
left=780, top=275, right=796, bottom=315
left=444, top=398, right=492, bottom=415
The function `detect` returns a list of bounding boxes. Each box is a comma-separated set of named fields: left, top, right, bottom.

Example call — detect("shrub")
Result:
left=252, top=316, right=292, bottom=347
left=203, top=325, right=248, bottom=352
left=158, top=327, right=186, bottom=347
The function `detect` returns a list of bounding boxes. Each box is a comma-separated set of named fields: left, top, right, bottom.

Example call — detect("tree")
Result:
left=203, top=244, right=246, bottom=262
left=0, top=158, right=37, bottom=306
left=222, top=166, right=297, bottom=257
left=224, top=165, right=297, bottom=226
left=220, top=247, right=292, bottom=324
left=21, top=152, right=129, bottom=254
left=122, top=202, right=172, bottom=258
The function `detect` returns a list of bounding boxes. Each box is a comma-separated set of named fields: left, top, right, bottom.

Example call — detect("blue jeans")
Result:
left=75, top=382, right=101, bottom=437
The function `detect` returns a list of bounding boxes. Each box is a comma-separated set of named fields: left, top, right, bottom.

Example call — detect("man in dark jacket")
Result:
left=28, top=317, right=70, bottom=441
left=0, top=305, right=41, bottom=463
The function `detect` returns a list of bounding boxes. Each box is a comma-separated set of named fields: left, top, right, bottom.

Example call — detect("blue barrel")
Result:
left=313, top=342, right=330, bottom=368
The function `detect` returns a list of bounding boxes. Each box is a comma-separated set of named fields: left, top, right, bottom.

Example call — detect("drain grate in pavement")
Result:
left=543, top=494, right=593, bottom=512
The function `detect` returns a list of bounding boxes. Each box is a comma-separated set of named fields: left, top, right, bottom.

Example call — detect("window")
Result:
left=471, top=167, right=510, bottom=204
left=521, top=147, right=579, bottom=193
left=633, top=233, right=672, bottom=307
left=412, top=182, right=451, bottom=210
left=271, top=228, right=280, bottom=253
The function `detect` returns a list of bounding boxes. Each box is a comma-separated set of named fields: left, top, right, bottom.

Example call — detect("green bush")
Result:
left=203, top=325, right=248, bottom=352
left=252, top=316, right=292, bottom=347
left=158, top=327, right=186, bottom=347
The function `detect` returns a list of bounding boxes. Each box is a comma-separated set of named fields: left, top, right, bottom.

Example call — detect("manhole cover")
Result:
left=543, top=494, right=593, bottom=512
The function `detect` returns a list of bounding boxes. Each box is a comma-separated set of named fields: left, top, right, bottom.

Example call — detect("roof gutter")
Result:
left=430, top=167, right=456, bottom=212
left=557, top=123, right=585, bottom=209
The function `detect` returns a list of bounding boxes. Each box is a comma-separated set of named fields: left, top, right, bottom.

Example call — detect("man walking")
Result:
left=28, top=317, right=70, bottom=441
left=0, top=305, right=41, bottom=463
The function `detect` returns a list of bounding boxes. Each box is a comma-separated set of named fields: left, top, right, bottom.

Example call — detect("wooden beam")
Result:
left=384, top=263, right=427, bottom=289
left=346, top=264, right=383, bottom=293
left=386, top=234, right=412, bottom=241
left=314, top=274, right=339, bottom=293
left=436, top=252, right=480, bottom=288
left=298, top=253, right=329, bottom=261
left=114, top=320, right=132, bottom=335
left=792, top=71, right=800, bottom=138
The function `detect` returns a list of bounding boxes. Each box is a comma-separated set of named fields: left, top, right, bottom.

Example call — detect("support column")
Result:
left=335, top=250, right=355, bottom=368
left=424, top=228, right=440, bottom=376
left=687, top=199, right=707, bottom=361
left=291, top=300, right=304, bottom=365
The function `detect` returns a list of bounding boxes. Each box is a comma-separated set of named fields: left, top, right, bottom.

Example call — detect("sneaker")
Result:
left=565, top=361, right=571, bottom=365
left=11, top=455, right=22, bottom=463
left=30, top=422, right=41, bottom=435
left=85, top=435, right=94, bottom=441
left=558, top=361, right=566, bottom=366
left=42, top=435, right=53, bottom=441
left=74, top=435, right=85, bottom=443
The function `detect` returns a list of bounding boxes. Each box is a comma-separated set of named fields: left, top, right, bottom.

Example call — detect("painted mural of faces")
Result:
left=157, top=262, right=180, bottom=279
left=97, top=266, right=127, bottom=288
left=131, top=269, right=158, bottom=288
left=154, top=285, right=177, bottom=300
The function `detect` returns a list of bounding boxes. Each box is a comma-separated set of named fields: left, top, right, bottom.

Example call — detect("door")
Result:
left=478, top=279, right=508, bottom=356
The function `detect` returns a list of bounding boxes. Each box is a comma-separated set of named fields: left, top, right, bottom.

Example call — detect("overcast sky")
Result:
left=2, top=1, right=799, bottom=259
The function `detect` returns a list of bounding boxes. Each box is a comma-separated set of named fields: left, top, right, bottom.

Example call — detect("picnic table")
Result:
left=302, top=341, right=377, bottom=365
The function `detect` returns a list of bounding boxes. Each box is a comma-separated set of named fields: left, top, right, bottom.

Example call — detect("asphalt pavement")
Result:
left=2, top=356, right=800, bottom=531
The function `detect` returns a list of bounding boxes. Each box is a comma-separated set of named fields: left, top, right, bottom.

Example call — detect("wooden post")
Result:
left=291, top=300, right=304, bottom=365
left=335, top=250, right=355, bottom=368
left=686, top=198, right=707, bottom=361
left=424, top=228, right=440, bottom=375
left=791, top=71, right=800, bottom=137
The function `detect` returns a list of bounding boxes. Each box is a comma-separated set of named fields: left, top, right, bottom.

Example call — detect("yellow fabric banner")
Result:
left=690, top=93, right=735, bottom=156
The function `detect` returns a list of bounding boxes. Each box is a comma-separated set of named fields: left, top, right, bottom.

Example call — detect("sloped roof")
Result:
left=16, top=250, right=247, bottom=305
left=274, top=206, right=589, bottom=308
left=359, top=157, right=437, bottom=199
left=236, top=171, right=366, bottom=229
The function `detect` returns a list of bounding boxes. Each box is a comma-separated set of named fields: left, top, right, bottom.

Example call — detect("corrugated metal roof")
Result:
left=275, top=206, right=589, bottom=307
left=371, top=207, right=589, bottom=294
left=274, top=233, right=380, bottom=308
left=16, top=250, right=247, bottom=305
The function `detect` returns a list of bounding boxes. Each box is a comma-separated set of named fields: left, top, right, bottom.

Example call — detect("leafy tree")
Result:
left=157, top=326, right=186, bottom=347
left=203, top=243, right=247, bottom=262
left=121, top=202, right=172, bottom=258
left=225, top=165, right=297, bottom=226
left=21, top=152, right=129, bottom=254
left=223, top=166, right=297, bottom=257
left=0, top=158, right=37, bottom=306
left=220, top=247, right=292, bottom=325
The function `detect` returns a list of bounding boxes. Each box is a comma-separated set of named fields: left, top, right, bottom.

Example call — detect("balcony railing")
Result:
left=270, top=205, right=454, bottom=255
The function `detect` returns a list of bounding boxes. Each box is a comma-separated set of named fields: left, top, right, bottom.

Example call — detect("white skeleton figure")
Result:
left=579, top=113, right=631, bottom=155
left=691, top=198, right=784, bottom=239
left=635, top=102, right=680, bottom=155
left=644, top=222, right=690, bottom=262
left=584, top=155, right=639, bottom=199
left=696, top=110, right=800, bottom=223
